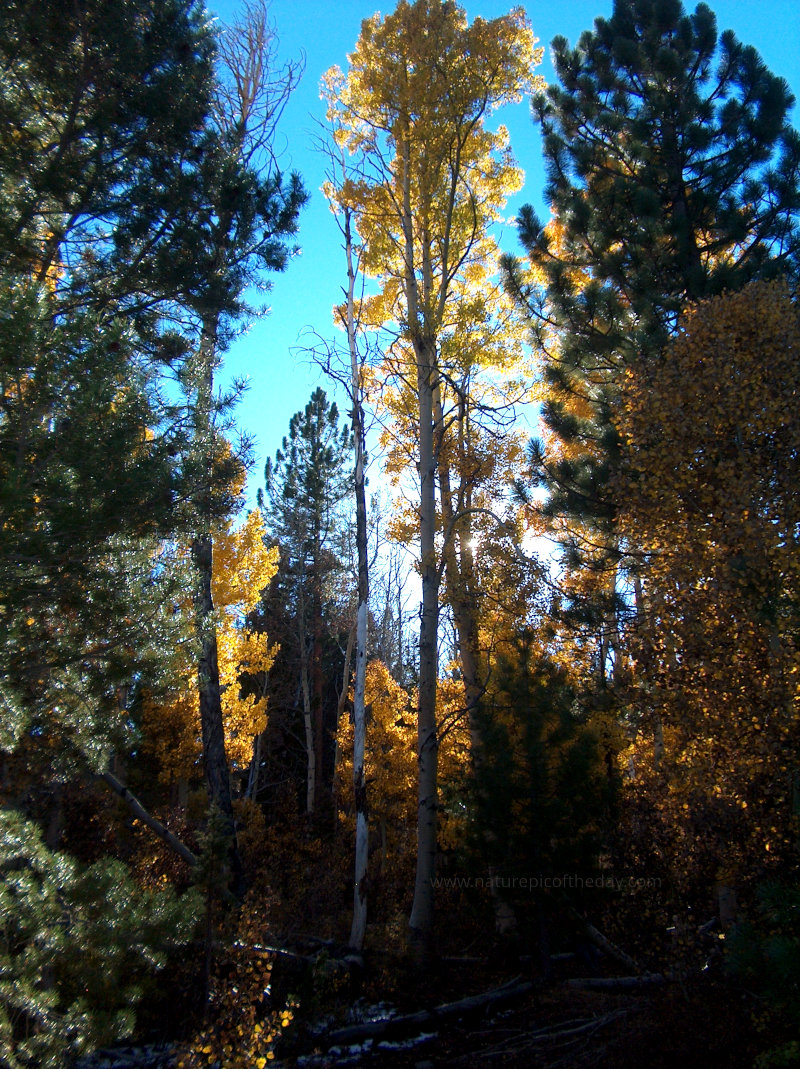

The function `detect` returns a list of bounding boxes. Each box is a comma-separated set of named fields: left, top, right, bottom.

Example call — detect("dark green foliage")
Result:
left=0, top=1, right=306, bottom=1059
left=0, top=810, right=200, bottom=1069
left=0, top=0, right=219, bottom=331
left=505, top=0, right=800, bottom=610
left=260, top=388, right=354, bottom=565
left=516, top=0, right=800, bottom=346
left=727, top=879, right=800, bottom=1067
left=468, top=630, right=619, bottom=912
left=254, top=389, right=354, bottom=809
left=0, top=0, right=226, bottom=773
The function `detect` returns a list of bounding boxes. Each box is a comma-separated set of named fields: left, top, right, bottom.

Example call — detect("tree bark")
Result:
left=343, top=206, right=371, bottom=952
left=192, top=529, right=244, bottom=895
left=433, top=390, right=516, bottom=935
left=100, top=770, right=198, bottom=868
left=299, top=628, right=316, bottom=816
left=312, top=568, right=325, bottom=808
left=190, top=311, right=243, bottom=893
left=408, top=335, right=440, bottom=961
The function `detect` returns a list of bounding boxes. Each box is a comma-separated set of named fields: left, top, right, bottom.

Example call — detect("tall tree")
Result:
left=259, top=388, right=353, bottom=817
left=182, top=0, right=306, bottom=887
left=340, top=203, right=371, bottom=951
left=323, top=0, right=542, bottom=957
left=616, top=280, right=800, bottom=892
left=504, top=0, right=800, bottom=705
left=0, top=0, right=219, bottom=793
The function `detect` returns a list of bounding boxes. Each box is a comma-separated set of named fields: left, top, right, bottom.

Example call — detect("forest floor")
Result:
left=290, top=959, right=762, bottom=1068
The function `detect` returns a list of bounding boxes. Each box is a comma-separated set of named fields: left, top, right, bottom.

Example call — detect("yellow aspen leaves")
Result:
left=617, top=281, right=800, bottom=881
left=143, top=511, right=279, bottom=779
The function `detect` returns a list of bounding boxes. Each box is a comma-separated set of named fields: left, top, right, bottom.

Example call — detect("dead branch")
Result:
left=323, top=977, right=532, bottom=1048
left=99, top=770, right=197, bottom=868
left=566, top=973, right=668, bottom=990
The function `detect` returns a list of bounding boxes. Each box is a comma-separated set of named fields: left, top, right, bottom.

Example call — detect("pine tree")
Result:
left=505, top=0, right=800, bottom=674
left=0, top=0, right=221, bottom=789
left=258, top=388, right=353, bottom=817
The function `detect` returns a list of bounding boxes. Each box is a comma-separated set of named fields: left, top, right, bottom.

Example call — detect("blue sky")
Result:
left=206, top=0, right=800, bottom=510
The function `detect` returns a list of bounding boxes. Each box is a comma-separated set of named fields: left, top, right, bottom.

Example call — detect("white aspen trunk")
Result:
left=342, top=204, right=371, bottom=950
left=245, top=731, right=262, bottom=801
left=395, top=125, right=440, bottom=962
left=350, top=601, right=369, bottom=949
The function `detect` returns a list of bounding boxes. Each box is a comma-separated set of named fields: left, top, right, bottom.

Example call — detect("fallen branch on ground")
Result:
left=451, top=1008, right=630, bottom=1063
left=323, top=977, right=532, bottom=1048
left=566, top=973, right=668, bottom=990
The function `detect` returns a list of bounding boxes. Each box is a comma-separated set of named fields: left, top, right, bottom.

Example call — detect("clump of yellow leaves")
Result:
left=142, top=510, right=278, bottom=781
left=213, top=511, right=279, bottom=771
left=336, top=660, right=470, bottom=869
left=176, top=930, right=297, bottom=1069
left=616, top=280, right=800, bottom=885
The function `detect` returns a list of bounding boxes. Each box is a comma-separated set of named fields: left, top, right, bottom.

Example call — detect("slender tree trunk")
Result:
left=300, top=642, right=316, bottom=816
left=343, top=206, right=370, bottom=950
left=192, top=329, right=243, bottom=894
left=293, top=578, right=317, bottom=815
left=433, top=391, right=484, bottom=746
left=100, top=769, right=198, bottom=868
left=192, top=531, right=243, bottom=890
left=408, top=336, right=440, bottom=961
left=334, top=623, right=356, bottom=789
left=312, top=572, right=325, bottom=807
left=350, top=599, right=369, bottom=948
left=393, top=121, right=441, bottom=961
left=433, top=390, right=516, bottom=935
left=245, top=731, right=262, bottom=801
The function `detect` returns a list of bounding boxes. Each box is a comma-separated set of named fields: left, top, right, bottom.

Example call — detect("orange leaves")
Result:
left=617, top=281, right=800, bottom=881
left=336, top=660, right=470, bottom=848
left=337, top=660, right=417, bottom=829
left=212, top=510, right=278, bottom=617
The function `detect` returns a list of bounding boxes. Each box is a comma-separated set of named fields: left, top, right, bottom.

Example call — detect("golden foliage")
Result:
left=142, top=512, right=279, bottom=780
left=322, top=0, right=541, bottom=551
left=336, top=660, right=470, bottom=855
left=616, top=281, right=800, bottom=883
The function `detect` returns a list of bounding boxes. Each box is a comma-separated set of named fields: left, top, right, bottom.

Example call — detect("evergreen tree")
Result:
left=505, top=0, right=800, bottom=651
left=257, top=388, right=353, bottom=817
left=179, top=0, right=307, bottom=893
left=0, top=811, right=200, bottom=1069
left=0, top=0, right=300, bottom=1057
left=0, top=0, right=222, bottom=789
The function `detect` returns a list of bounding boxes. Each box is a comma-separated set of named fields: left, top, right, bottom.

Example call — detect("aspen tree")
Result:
left=323, top=0, right=542, bottom=957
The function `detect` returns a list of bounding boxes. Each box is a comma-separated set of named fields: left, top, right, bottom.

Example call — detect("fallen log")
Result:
left=577, top=917, right=640, bottom=974
left=566, top=973, right=667, bottom=990
left=323, top=977, right=532, bottom=1048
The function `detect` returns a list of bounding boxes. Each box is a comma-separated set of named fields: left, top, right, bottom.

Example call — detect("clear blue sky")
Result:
left=206, top=0, right=800, bottom=510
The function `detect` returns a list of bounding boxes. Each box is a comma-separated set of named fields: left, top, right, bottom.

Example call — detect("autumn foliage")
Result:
left=617, top=280, right=800, bottom=892
left=3, top=1, right=800, bottom=1067
left=142, top=511, right=279, bottom=783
